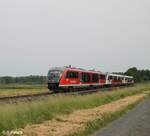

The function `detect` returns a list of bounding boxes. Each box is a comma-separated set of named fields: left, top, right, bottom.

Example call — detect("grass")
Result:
left=0, top=83, right=150, bottom=135
left=69, top=100, right=142, bottom=136
left=0, top=84, right=45, bottom=89
left=0, top=84, right=47, bottom=97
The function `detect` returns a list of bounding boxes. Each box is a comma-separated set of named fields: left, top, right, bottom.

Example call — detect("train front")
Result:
left=47, top=67, right=64, bottom=91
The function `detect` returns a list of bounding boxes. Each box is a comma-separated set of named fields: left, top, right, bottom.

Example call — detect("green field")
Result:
left=0, top=83, right=150, bottom=135
left=0, top=84, right=48, bottom=97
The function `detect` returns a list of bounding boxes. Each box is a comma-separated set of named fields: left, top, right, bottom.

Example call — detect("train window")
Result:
left=66, top=71, right=79, bottom=78
left=81, top=73, right=91, bottom=83
left=129, top=78, right=133, bottom=82
left=118, top=77, right=121, bottom=81
left=92, top=74, right=99, bottom=83
left=120, top=77, right=123, bottom=80
left=108, top=76, right=113, bottom=80
left=114, top=76, right=117, bottom=80
left=100, top=74, right=106, bottom=80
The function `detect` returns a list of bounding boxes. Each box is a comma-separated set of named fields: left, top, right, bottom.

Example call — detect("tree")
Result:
left=125, top=67, right=150, bottom=82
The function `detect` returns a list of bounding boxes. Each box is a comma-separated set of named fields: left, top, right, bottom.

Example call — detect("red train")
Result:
left=47, top=66, right=134, bottom=92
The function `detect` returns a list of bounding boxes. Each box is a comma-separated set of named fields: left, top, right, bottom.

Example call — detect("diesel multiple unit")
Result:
left=47, top=67, right=134, bottom=92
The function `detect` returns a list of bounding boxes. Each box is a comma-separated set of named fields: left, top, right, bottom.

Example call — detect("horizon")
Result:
left=0, top=66, right=149, bottom=77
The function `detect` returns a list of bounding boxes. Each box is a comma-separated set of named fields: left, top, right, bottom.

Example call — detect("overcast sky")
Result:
left=0, top=0, right=150, bottom=76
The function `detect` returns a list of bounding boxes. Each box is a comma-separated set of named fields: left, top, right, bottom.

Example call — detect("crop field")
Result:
left=0, top=82, right=150, bottom=136
left=0, top=84, right=48, bottom=97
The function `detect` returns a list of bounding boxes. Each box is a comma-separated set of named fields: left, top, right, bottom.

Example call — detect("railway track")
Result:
left=0, top=92, right=53, bottom=103
left=0, top=85, right=134, bottom=103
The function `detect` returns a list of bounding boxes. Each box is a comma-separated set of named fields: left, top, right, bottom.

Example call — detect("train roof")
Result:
left=48, top=67, right=66, bottom=72
left=48, top=66, right=104, bottom=74
left=124, top=75, right=134, bottom=79
left=64, top=67, right=104, bottom=74
left=107, top=73, right=133, bottom=78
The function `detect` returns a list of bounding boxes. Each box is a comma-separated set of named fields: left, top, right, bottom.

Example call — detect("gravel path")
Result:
left=94, top=97, right=150, bottom=136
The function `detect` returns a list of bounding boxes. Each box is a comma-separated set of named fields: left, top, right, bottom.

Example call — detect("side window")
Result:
left=120, top=77, right=123, bottom=81
left=66, top=71, right=79, bottom=79
left=108, top=76, right=113, bottom=80
left=81, top=73, right=91, bottom=83
left=100, top=74, right=106, bottom=80
left=92, top=74, right=99, bottom=83
left=114, top=76, right=117, bottom=80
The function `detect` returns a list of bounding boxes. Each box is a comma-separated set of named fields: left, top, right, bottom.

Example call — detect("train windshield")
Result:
left=47, top=70, right=62, bottom=82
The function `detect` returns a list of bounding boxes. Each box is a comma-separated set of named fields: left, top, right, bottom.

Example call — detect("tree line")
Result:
left=0, top=67, right=149, bottom=84
left=125, top=67, right=150, bottom=82
left=113, top=67, right=150, bottom=82
left=0, top=76, right=47, bottom=85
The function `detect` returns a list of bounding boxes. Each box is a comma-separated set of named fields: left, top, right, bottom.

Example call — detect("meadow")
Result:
left=0, top=84, right=47, bottom=97
left=0, top=82, right=149, bottom=135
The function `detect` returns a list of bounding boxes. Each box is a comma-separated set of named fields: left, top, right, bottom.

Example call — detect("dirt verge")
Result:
left=22, top=94, right=146, bottom=136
